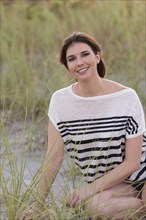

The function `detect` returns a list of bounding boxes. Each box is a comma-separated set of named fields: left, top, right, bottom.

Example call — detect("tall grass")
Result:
left=1, top=124, right=146, bottom=220
left=0, top=116, right=86, bottom=220
left=0, top=1, right=146, bottom=219
left=0, top=0, right=145, bottom=118
left=1, top=116, right=146, bottom=219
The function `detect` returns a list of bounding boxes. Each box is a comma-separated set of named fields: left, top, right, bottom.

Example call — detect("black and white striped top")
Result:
left=48, top=84, right=146, bottom=183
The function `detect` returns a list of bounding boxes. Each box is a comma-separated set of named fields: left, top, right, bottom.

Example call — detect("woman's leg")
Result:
left=141, top=183, right=146, bottom=213
left=85, top=182, right=144, bottom=220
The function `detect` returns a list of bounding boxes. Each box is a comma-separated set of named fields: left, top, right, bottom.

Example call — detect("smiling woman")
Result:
left=24, top=32, right=146, bottom=220
left=66, top=42, right=100, bottom=81
left=60, top=32, right=106, bottom=79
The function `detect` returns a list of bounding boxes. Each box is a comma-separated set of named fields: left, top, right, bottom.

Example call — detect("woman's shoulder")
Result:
left=52, top=85, right=70, bottom=96
left=50, top=85, right=73, bottom=103
left=105, top=79, right=128, bottom=92
left=105, top=79, right=139, bottom=99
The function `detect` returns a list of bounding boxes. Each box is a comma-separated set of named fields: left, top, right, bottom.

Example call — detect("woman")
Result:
left=25, top=32, right=146, bottom=219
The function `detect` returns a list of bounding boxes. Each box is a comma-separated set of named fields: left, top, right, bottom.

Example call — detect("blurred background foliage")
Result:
left=0, top=0, right=146, bottom=120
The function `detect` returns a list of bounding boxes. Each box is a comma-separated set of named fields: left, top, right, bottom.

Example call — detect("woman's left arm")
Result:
left=92, top=135, right=143, bottom=190
left=67, top=135, right=143, bottom=208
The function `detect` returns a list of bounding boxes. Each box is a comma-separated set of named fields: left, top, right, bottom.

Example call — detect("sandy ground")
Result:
left=1, top=119, right=80, bottom=220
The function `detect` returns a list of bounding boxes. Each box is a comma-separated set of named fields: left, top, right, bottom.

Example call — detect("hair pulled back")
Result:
left=59, top=32, right=106, bottom=78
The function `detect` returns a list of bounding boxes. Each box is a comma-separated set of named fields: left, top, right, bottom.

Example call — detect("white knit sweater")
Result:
left=48, top=84, right=146, bottom=183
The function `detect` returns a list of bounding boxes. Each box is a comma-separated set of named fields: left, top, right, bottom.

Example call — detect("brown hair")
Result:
left=59, top=32, right=106, bottom=78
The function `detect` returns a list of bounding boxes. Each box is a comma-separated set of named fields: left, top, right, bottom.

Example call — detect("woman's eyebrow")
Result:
left=81, top=50, right=90, bottom=54
left=67, top=50, right=90, bottom=59
left=67, top=54, right=75, bottom=60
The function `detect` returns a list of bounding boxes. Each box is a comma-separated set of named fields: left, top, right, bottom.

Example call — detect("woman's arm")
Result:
left=35, top=120, right=64, bottom=205
left=92, top=135, right=143, bottom=190
left=68, top=135, right=143, bottom=207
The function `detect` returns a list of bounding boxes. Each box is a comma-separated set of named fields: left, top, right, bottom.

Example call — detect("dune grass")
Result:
left=0, top=0, right=146, bottom=219
left=1, top=122, right=146, bottom=219
left=0, top=0, right=145, bottom=118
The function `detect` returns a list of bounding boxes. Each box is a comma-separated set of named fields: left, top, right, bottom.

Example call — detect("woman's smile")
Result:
left=77, top=67, right=89, bottom=74
left=66, top=42, right=99, bottom=80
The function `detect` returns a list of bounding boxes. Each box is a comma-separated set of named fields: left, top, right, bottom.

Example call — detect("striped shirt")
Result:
left=48, top=84, right=146, bottom=183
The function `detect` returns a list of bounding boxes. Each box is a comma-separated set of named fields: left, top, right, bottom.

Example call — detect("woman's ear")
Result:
left=96, top=52, right=100, bottom=64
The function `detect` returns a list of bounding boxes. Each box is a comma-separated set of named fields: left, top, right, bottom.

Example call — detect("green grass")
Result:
left=0, top=117, right=84, bottom=220
left=0, top=0, right=146, bottom=219
left=1, top=118, right=146, bottom=219
left=0, top=0, right=145, bottom=119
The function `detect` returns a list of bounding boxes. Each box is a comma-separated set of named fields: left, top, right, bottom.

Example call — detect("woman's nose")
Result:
left=76, top=57, right=83, bottom=66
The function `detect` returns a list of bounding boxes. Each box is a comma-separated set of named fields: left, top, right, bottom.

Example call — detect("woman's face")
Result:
left=66, top=42, right=100, bottom=81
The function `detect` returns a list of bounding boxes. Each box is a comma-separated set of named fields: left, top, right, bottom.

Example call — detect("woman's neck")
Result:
left=73, top=77, right=105, bottom=97
left=73, top=78, right=128, bottom=97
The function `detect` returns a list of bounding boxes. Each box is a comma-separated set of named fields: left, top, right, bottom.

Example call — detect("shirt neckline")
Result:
left=68, top=83, right=131, bottom=100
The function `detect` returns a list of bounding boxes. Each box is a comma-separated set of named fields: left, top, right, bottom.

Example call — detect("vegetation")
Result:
left=1, top=0, right=145, bottom=119
left=0, top=0, right=145, bottom=219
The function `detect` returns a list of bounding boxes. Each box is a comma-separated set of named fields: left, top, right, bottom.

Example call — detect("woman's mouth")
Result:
left=77, top=67, right=89, bottom=74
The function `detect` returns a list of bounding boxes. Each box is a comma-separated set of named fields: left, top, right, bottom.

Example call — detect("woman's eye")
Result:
left=82, top=52, right=90, bottom=57
left=67, top=52, right=89, bottom=62
left=67, top=57, right=75, bottom=62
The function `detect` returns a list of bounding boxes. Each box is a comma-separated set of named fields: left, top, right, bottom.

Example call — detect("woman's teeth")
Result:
left=77, top=67, right=88, bottom=73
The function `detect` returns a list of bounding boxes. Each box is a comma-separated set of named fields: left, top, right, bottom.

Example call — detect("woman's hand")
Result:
left=67, top=184, right=94, bottom=208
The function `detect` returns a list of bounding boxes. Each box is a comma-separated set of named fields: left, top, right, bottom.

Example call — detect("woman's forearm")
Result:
left=92, top=160, right=140, bottom=195
left=92, top=137, right=142, bottom=195
left=34, top=153, right=63, bottom=206
left=34, top=121, right=65, bottom=206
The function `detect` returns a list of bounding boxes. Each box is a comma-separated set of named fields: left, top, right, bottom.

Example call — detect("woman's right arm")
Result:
left=23, top=120, right=64, bottom=218
left=36, top=120, right=64, bottom=204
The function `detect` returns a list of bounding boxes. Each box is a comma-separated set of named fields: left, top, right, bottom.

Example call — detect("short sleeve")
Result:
left=126, top=94, right=146, bottom=139
left=48, top=94, right=59, bottom=130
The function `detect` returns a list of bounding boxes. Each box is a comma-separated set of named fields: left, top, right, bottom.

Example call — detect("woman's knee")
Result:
left=141, top=183, right=146, bottom=211
left=85, top=189, right=114, bottom=216
left=85, top=188, right=144, bottom=219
